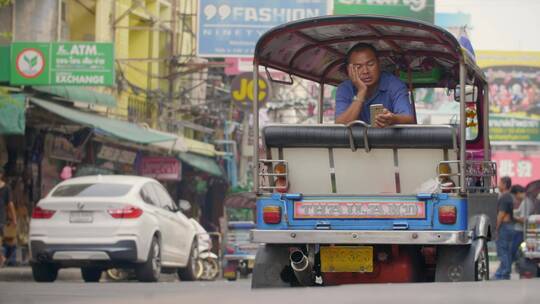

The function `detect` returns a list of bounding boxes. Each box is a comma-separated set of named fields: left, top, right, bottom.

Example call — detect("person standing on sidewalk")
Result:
left=0, top=168, right=17, bottom=267
left=495, top=176, right=514, bottom=280
left=512, top=186, right=534, bottom=263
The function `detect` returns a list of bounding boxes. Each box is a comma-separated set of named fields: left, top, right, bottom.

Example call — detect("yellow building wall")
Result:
left=66, top=0, right=96, bottom=41
left=64, top=0, right=197, bottom=129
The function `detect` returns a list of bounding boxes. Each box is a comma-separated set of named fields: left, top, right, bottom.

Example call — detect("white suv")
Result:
left=29, top=175, right=197, bottom=283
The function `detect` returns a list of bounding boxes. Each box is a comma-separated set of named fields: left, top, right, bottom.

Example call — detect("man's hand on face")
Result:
left=374, top=108, right=395, bottom=128
left=348, top=64, right=367, bottom=102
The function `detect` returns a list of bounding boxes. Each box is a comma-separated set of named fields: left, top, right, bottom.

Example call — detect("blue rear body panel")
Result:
left=256, top=193, right=467, bottom=231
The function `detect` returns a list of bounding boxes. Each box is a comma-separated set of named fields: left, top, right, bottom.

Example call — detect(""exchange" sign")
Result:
left=10, top=42, right=114, bottom=86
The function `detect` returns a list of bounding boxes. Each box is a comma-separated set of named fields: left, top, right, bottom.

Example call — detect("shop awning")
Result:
left=31, top=98, right=176, bottom=144
left=178, top=152, right=223, bottom=176
left=33, top=86, right=116, bottom=107
left=0, top=94, right=25, bottom=135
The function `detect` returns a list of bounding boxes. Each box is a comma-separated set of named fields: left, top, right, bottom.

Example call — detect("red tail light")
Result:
left=263, top=206, right=281, bottom=224
left=438, top=206, right=457, bottom=224
left=108, top=205, right=143, bottom=219
left=32, top=206, right=56, bottom=219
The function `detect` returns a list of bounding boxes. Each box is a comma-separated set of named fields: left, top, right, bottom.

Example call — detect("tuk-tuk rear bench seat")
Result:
left=262, top=124, right=458, bottom=195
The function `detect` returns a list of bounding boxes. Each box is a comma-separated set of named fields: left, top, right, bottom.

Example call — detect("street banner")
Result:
left=140, top=157, right=181, bottom=181
left=10, top=42, right=114, bottom=86
left=44, top=134, right=85, bottom=163
left=333, top=0, right=435, bottom=23
left=97, top=144, right=137, bottom=165
left=478, top=51, right=540, bottom=117
left=197, top=0, right=329, bottom=57
left=225, top=58, right=254, bottom=75
left=492, top=151, right=540, bottom=186
left=230, top=72, right=270, bottom=108
left=489, top=115, right=540, bottom=144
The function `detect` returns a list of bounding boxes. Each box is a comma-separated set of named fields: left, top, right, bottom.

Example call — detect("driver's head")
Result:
left=346, top=43, right=381, bottom=87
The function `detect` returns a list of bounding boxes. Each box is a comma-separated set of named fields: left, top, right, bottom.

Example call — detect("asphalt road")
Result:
left=0, top=275, right=539, bottom=304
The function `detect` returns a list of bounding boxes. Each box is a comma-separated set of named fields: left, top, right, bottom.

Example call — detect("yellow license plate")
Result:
left=320, top=246, right=373, bottom=273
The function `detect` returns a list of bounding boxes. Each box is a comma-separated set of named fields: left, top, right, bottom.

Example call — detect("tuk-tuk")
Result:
left=221, top=192, right=258, bottom=280
left=249, top=15, right=498, bottom=288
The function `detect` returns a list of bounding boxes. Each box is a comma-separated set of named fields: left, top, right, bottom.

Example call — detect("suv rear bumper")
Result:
left=251, top=229, right=472, bottom=245
left=30, top=240, right=138, bottom=264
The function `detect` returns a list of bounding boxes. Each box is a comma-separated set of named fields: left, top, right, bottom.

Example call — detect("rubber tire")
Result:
left=32, top=263, right=59, bottom=282
left=81, top=267, right=102, bottom=282
left=177, top=239, right=198, bottom=281
left=202, top=258, right=219, bottom=281
left=474, top=240, right=489, bottom=281
left=136, top=236, right=161, bottom=282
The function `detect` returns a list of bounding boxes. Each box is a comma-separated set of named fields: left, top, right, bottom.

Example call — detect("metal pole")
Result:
left=169, top=0, right=178, bottom=112
left=318, top=82, right=324, bottom=124
left=11, top=0, right=16, bottom=41
left=253, top=63, right=259, bottom=193
left=459, top=62, right=467, bottom=193
left=57, top=0, right=62, bottom=41
left=483, top=84, right=490, bottom=162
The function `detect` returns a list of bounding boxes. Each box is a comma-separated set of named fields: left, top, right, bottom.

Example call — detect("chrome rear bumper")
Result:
left=251, top=230, right=472, bottom=245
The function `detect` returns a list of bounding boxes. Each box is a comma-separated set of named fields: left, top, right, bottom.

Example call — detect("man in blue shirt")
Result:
left=335, top=43, right=415, bottom=127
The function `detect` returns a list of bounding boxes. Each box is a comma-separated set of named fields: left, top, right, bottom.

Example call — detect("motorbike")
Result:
left=190, top=219, right=220, bottom=281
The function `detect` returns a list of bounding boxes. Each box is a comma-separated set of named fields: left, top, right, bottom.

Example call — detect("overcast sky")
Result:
left=436, top=0, right=540, bottom=51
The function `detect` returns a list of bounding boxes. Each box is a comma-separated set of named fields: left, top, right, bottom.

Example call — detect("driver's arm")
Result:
left=335, top=83, right=364, bottom=124
left=336, top=98, right=364, bottom=124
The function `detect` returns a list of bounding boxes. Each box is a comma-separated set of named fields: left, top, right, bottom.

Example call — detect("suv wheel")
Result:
left=81, top=267, right=102, bottom=282
left=32, top=263, right=59, bottom=282
left=136, top=236, right=161, bottom=282
left=177, top=239, right=198, bottom=281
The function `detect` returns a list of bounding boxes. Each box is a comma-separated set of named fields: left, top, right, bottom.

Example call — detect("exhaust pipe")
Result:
left=290, top=249, right=313, bottom=286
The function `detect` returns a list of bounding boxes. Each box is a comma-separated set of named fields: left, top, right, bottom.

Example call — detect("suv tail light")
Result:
left=263, top=206, right=281, bottom=224
left=32, top=206, right=56, bottom=219
left=438, top=206, right=457, bottom=224
left=108, top=205, right=143, bottom=219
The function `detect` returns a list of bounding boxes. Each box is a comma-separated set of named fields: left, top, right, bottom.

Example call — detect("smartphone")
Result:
left=370, top=104, right=385, bottom=125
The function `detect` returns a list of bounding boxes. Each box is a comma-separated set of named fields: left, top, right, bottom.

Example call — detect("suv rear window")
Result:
left=51, top=183, right=133, bottom=197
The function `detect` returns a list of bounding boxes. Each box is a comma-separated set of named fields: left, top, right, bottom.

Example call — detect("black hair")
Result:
left=345, top=43, right=378, bottom=65
left=510, top=184, right=525, bottom=194
left=500, top=176, right=512, bottom=190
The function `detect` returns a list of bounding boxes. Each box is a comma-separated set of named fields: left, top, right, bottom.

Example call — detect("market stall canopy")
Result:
left=30, top=98, right=176, bottom=144
left=254, top=15, right=485, bottom=87
left=33, top=86, right=116, bottom=107
left=0, top=94, right=25, bottom=135
left=178, top=152, right=223, bottom=177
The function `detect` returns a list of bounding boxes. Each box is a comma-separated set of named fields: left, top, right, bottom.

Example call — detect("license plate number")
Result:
left=320, top=246, right=373, bottom=273
left=70, top=211, right=93, bottom=223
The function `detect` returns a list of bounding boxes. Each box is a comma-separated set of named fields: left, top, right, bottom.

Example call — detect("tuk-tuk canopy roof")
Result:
left=254, top=15, right=486, bottom=87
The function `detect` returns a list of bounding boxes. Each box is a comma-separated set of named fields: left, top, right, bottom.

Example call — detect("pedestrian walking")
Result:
left=0, top=168, right=17, bottom=267
left=495, top=176, right=514, bottom=280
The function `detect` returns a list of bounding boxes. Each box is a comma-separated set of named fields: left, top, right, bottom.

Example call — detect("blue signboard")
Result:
left=197, top=0, right=329, bottom=57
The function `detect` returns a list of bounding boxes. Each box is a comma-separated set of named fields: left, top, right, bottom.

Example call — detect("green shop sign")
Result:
left=333, top=0, right=435, bottom=24
left=10, top=42, right=114, bottom=86
left=0, top=45, right=10, bottom=82
left=489, top=115, right=540, bottom=143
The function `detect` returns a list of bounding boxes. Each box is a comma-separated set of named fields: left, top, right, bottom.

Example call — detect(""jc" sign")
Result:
left=231, top=72, right=269, bottom=107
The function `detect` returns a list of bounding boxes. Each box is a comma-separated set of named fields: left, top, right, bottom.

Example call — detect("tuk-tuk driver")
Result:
left=335, top=43, right=415, bottom=127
